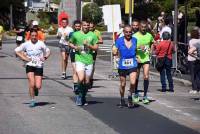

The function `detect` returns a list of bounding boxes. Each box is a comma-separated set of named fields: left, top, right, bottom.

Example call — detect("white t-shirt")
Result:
left=188, top=39, right=200, bottom=61
left=57, top=26, right=73, bottom=45
left=15, top=40, right=50, bottom=68
left=160, top=26, right=172, bottom=39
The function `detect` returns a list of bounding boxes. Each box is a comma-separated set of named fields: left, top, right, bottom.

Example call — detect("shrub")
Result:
left=82, top=3, right=103, bottom=24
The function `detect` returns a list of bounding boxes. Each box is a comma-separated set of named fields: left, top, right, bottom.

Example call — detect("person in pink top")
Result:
left=155, top=32, right=175, bottom=92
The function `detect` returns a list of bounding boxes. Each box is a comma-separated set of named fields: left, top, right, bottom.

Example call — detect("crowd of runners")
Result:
left=13, top=14, right=200, bottom=108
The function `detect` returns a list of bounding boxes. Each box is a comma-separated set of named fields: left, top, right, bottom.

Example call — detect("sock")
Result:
left=135, top=79, right=139, bottom=95
left=143, top=79, right=149, bottom=97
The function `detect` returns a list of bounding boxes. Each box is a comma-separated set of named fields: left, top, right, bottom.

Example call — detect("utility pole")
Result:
left=76, top=0, right=82, bottom=20
left=184, top=0, right=188, bottom=44
left=174, top=0, right=178, bottom=70
left=129, top=0, right=132, bottom=25
left=10, top=4, right=13, bottom=30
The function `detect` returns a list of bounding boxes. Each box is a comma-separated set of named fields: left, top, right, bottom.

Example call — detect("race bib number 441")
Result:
left=28, top=57, right=42, bottom=67
left=122, top=58, right=133, bottom=67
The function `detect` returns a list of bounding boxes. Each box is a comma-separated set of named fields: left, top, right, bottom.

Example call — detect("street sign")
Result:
left=102, top=5, right=121, bottom=33
left=125, top=0, right=134, bottom=14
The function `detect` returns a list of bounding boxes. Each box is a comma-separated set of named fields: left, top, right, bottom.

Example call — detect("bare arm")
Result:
left=15, top=51, right=31, bottom=62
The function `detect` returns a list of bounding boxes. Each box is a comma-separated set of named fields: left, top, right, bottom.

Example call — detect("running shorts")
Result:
left=26, top=65, right=43, bottom=76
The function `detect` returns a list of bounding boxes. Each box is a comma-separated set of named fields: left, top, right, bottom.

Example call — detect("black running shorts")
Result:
left=118, top=68, right=137, bottom=76
left=26, top=65, right=43, bottom=76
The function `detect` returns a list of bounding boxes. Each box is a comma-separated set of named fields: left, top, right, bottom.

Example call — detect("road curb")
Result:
left=150, top=71, right=192, bottom=86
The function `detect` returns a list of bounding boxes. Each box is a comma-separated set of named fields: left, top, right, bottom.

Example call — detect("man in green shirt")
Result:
left=133, top=20, right=154, bottom=104
left=69, top=20, right=98, bottom=106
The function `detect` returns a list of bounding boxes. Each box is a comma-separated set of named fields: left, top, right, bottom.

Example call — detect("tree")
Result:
left=82, top=2, right=103, bottom=24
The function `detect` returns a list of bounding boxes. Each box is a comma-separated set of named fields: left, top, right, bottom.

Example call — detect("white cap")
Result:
left=32, top=20, right=39, bottom=26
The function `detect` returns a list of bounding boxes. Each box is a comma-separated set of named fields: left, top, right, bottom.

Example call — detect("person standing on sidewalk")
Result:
left=133, top=20, right=154, bottom=104
left=155, top=32, right=175, bottom=92
left=89, top=22, right=103, bottom=88
left=70, top=20, right=81, bottom=93
left=112, top=25, right=138, bottom=108
left=69, top=20, right=98, bottom=106
left=188, top=28, right=200, bottom=93
left=15, top=29, right=50, bottom=107
left=57, top=18, right=73, bottom=79
left=188, top=28, right=200, bottom=94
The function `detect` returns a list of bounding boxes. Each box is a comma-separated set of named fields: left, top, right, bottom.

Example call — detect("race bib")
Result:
left=122, top=58, right=133, bottom=67
left=16, top=36, right=23, bottom=41
left=28, top=57, right=42, bottom=67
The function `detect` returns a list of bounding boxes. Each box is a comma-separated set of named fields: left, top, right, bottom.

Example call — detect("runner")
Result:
left=133, top=20, right=154, bottom=104
left=131, top=19, right=139, bottom=34
left=57, top=18, right=73, bottom=79
left=15, top=29, right=50, bottom=107
left=89, top=22, right=103, bottom=88
left=112, top=25, right=138, bottom=108
left=69, top=20, right=98, bottom=106
left=70, top=20, right=81, bottom=93
left=15, top=21, right=26, bottom=47
left=26, top=21, right=46, bottom=42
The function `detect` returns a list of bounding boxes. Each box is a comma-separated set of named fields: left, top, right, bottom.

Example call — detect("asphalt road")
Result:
left=0, top=39, right=199, bottom=134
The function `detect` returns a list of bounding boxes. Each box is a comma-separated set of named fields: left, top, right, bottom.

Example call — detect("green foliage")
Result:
left=37, top=12, right=51, bottom=29
left=134, top=2, right=162, bottom=19
left=82, top=3, right=103, bottom=24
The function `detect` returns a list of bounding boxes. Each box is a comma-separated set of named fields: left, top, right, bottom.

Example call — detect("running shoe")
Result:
left=142, top=97, right=150, bottom=104
left=61, top=73, right=66, bottom=79
left=189, top=90, right=197, bottom=94
left=133, top=95, right=139, bottom=104
left=29, top=100, right=36, bottom=107
left=127, top=96, right=133, bottom=108
left=34, top=88, right=39, bottom=96
left=119, top=98, right=126, bottom=108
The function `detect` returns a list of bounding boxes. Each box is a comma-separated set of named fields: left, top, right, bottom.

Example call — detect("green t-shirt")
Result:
left=94, top=30, right=101, bottom=40
left=69, top=31, right=98, bottom=65
left=133, top=32, right=154, bottom=63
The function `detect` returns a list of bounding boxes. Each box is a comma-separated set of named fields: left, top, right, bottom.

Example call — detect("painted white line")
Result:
left=99, top=46, right=111, bottom=48
left=174, top=109, right=182, bottom=112
left=166, top=105, right=174, bottom=108
left=99, top=48, right=111, bottom=51
left=182, top=112, right=192, bottom=116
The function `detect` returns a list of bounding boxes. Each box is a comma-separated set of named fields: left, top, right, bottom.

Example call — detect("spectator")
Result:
left=188, top=28, right=200, bottom=93
left=155, top=32, right=175, bottom=92
left=159, top=18, right=172, bottom=39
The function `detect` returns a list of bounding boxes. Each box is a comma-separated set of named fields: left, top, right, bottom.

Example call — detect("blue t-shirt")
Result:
left=115, top=37, right=138, bottom=69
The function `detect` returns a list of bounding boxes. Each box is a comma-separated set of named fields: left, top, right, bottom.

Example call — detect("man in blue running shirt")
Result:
left=112, top=25, right=138, bottom=108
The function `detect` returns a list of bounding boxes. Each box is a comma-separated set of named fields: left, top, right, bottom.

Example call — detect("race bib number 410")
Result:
left=122, top=58, right=133, bottom=67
